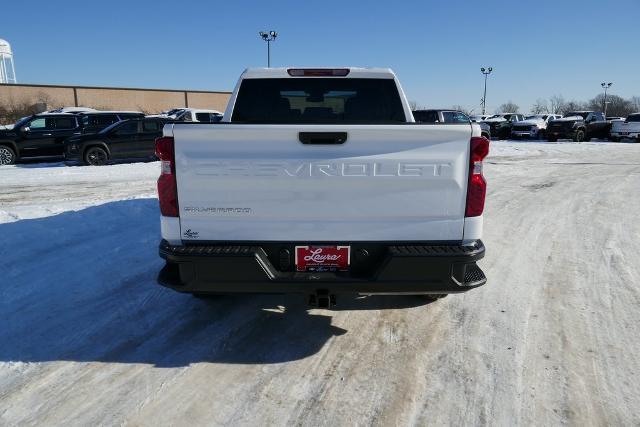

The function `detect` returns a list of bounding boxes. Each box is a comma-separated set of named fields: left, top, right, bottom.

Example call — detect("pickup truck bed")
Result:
left=154, top=67, right=488, bottom=305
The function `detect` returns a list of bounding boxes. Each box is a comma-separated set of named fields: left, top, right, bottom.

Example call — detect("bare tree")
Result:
left=549, top=95, right=565, bottom=114
left=496, top=101, right=519, bottom=113
left=587, top=94, right=634, bottom=117
left=408, top=100, right=420, bottom=110
left=628, top=96, right=640, bottom=114
left=531, top=98, right=549, bottom=114
left=560, top=101, right=587, bottom=115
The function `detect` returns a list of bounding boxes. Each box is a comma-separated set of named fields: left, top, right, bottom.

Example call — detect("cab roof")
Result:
left=241, top=67, right=397, bottom=79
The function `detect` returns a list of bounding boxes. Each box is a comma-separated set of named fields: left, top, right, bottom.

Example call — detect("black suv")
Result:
left=79, top=111, right=144, bottom=134
left=0, top=114, right=81, bottom=164
left=482, top=113, right=525, bottom=140
left=547, top=111, right=609, bottom=142
left=64, top=118, right=166, bottom=165
left=0, top=111, right=148, bottom=165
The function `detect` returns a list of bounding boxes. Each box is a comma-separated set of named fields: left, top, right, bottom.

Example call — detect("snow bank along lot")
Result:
left=1, top=140, right=640, bottom=425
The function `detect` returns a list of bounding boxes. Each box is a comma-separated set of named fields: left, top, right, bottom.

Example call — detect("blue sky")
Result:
left=2, top=0, right=639, bottom=113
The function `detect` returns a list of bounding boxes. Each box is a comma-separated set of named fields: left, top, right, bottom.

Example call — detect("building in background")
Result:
left=0, top=39, right=17, bottom=84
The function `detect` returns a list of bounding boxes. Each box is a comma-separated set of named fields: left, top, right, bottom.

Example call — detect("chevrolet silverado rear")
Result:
left=155, top=67, right=488, bottom=307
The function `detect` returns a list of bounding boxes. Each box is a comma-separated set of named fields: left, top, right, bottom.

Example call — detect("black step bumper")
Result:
left=157, top=239, right=487, bottom=295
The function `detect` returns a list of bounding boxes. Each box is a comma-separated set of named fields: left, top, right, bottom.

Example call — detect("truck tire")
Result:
left=84, top=146, right=109, bottom=166
left=0, top=145, right=16, bottom=165
left=609, top=136, right=620, bottom=142
left=538, top=130, right=546, bottom=140
left=548, top=135, right=558, bottom=142
left=573, top=129, right=585, bottom=142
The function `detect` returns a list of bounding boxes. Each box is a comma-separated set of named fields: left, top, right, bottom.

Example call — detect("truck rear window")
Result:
left=231, top=78, right=406, bottom=124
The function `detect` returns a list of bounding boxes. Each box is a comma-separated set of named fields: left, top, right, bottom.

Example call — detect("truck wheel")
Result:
left=538, top=130, right=546, bottom=140
left=573, top=130, right=585, bottom=142
left=0, top=145, right=16, bottom=165
left=609, top=136, right=620, bottom=142
left=84, top=146, right=109, bottom=166
left=548, top=135, right=558, bottom=142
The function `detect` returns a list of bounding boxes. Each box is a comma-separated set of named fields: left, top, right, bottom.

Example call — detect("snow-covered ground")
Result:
left=1, top=140, right=640, bottom=425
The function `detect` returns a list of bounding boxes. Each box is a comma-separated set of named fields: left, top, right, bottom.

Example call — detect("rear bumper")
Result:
left=157, top=239, right=486, bottom=295
left=611, top=131, right=640, bottom=138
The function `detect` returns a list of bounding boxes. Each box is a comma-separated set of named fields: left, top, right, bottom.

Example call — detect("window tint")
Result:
left=84, top=114, right=118, bottom=127
left=232, top=78, right=406, bottom=123
left=142, top=120, right=160, bottom=132
left=195, top=112, right=220, bottom=122
left=627, top=114, right=640, bottom=122
left=114, top=121, right=139, bottom=135
left=54, top=117, right=76, bottom=129
left=442, top=111, right=469, bottom=123
left=413, top=111, right=439, bottom=123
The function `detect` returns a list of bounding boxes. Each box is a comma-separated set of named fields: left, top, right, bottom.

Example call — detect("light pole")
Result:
left=259, top=30, right=278, bottom=67
left=601, top=82, right=612, bottom=117
left=480, top=67, right=493, bottom=115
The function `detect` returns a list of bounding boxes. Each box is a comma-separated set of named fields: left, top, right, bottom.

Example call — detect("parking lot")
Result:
left=1, top=140, right=639, bottom=425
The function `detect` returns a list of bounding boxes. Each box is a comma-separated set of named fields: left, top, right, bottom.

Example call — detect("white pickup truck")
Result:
left=154, top=67, right=488, bottom=307
left=610, top=113, right=640, bottom=142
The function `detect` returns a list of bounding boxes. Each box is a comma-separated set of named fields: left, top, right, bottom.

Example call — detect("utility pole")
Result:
left=259, top=31, right=278, bottom=67
left=480, top=67, right=493, bottom=115
left=601, top=82, right=612, bottom=117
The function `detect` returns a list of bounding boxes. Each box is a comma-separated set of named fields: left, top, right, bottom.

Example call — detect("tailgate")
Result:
left=173, top=124, right=472, bottom=242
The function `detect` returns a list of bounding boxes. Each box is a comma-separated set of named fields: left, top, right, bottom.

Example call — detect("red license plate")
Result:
left=295, top=246, right=350, bottom=272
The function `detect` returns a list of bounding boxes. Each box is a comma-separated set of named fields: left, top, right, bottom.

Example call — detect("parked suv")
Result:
left=482, top=113, right=525, bottom=140
left=546, top=111, right=609, bottom=142
left=78, top=111, right=144, bottom=134
left=413, top=109, right=490, bottom=139
left=64, top=118, right=165, bottom=165
left=0, top=114, right=81, bottom=165
left=511, top=114, right=562, bottom=139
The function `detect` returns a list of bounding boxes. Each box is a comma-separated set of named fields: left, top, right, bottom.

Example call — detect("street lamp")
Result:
left=259, top=30, right=278, bottom=67
left=601, top=82, right=612, bottom=117
left=480, top=67, right=493, bottom=115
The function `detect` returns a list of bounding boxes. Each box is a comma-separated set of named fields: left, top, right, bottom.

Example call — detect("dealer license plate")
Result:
left=295, top=246, right=350, bottom=272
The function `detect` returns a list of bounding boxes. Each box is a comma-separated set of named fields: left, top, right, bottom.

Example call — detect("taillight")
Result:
left=155, top=137, right=178, bottom=217
left=287, top=68, right=350, bottom=77
left=465, top=136, right=490, bottom=217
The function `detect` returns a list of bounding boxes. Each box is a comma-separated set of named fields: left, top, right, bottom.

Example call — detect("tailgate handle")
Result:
left=299, top=132, right=347, bottom=145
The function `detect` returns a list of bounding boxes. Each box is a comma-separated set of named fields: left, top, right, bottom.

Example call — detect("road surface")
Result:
left=1, top=141, right=639, bottom=426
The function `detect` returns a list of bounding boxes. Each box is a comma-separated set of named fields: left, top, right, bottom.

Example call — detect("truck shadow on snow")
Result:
left=0, top=199, right=431, bottom=368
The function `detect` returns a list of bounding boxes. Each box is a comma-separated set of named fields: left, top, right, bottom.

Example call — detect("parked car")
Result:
left=78, top=111, right=144, bottom=134
left=546, top=111, right=610, bottom=142
left=482, top=113, right=525, bottom=140
left=170, top=108, right=223, bottom=123
left=609, top=113, right=640, bottom=142
left=155, top=67, right=488, bottom=307
left=0, top=113, right=81, bottom=165
left=64, top=117, right=166, bottom=165
left=511, top=114, right=562, bottom=139
left=412, top=109, right=470, bottom=123
left=412, top=109, right=489, bottom=139
left=469, top=114, right=492, bottom=122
